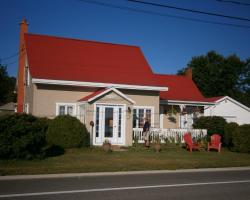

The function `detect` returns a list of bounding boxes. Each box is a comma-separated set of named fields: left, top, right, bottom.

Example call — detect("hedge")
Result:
left=193, top=116, right=227, bottom=138
left=232, top=124, right=250, bottom=153
left=46, top=115, right=90, bottom=148
left=0, top=114, right=49, bottom=159
left=224, top=122, right=239, bottom=149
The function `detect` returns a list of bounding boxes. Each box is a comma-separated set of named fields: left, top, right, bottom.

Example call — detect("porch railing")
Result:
left=133, top=128, right=207, bottom=143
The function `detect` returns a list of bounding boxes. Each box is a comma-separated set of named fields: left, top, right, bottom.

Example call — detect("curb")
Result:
left=1, top=166, right=250, bottom=181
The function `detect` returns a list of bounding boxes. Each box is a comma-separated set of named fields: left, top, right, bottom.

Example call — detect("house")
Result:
left=16, top=19, right=211, bottom=146
left=0, top=102, right=16, bottom=116
left=204, top=96, right=250, bottom=125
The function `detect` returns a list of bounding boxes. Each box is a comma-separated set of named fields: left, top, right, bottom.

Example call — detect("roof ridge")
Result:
left=155, top=73, right=188, bottom=78
left=25, top=33, right=140, bottom=49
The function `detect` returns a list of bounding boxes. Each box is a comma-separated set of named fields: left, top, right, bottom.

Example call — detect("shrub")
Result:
left=193, top=116, right=227, bottom=138
left=46, top=115, right=89, bottom=148
left=0, top=114, right=49, bottom=159
left=232, top=124, right=250, bottom=153
left=224, top=122, right=239, bottom=149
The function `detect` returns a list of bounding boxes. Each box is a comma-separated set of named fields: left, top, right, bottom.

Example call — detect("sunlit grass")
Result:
left=0, top=145, right=250, bottom=175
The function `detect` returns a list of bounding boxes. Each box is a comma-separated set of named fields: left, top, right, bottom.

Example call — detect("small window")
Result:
left=24, top=103, right=29, bottom=114
left=25, top=66, right=30, bottom=86
left=133, top=107, right=153, bottom=128
left=57, top=104, right=75, bottom=116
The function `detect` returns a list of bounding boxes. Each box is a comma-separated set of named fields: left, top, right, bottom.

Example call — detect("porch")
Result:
left=133, top=128, right=207, bottom=143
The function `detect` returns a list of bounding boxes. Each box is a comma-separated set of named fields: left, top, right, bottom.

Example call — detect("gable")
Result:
left=78, top=88, right=135, bottom=104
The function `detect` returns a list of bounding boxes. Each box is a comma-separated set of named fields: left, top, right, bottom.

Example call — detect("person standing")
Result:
left=143, top=118, right=151, bottom=147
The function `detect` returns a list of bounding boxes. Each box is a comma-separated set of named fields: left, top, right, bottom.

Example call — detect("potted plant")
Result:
left=154, top=134, right=161, bottom=152
left=103, top=139, right=112, bottom=152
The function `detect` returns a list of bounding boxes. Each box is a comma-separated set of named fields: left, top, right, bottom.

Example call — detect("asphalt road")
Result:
left=0, top=169, right=250, bottom=200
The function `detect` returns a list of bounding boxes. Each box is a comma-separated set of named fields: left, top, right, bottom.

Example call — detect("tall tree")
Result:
left=178, top=51, right=250, bottom=107
left=0, top=65, right=16, bottom=105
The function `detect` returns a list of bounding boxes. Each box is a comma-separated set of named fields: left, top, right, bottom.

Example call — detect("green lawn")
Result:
left=1, top=145, right=250, bottom=175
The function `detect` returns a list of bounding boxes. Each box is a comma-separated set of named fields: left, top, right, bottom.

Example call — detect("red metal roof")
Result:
left=25, top=33, right=162, bottom=87
left=155, top=74, right=207, bottom=102
left=205, top=96, right=225, bottom=102
left=78, top=88, right=107, bottom=102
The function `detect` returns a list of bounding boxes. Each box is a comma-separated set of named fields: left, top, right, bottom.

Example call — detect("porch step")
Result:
left=111, top=145, right=128, bottom=152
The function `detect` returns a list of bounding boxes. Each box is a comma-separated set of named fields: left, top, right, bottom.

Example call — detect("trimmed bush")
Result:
left=224, top=122, right=239, bottom=149
left=46, top=115, right=89, bottom=148
left=232, top=124, right=250, bottom=153
left=193, top=116, right=227, bottom=140
left=0, top=114, right=49, bottom=159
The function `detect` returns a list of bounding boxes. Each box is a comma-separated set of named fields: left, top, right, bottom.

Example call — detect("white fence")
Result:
left=133, top=128, right=207, bottom=143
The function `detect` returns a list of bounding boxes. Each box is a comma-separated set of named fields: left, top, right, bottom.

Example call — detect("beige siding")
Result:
left=32, top=84, right=95, bottom=117
left=162, top=112, right=180, bottom=129
left=31, top=85, right=160, bottom=146
left=122, top=90, right=160, bottom=128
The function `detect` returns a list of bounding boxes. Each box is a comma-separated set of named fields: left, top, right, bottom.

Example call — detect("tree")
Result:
left=0, top=65, right=16, bottom=105
left=178, top=51, right=250, bottom=107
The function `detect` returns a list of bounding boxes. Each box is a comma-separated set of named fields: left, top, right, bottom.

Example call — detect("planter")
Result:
left=154, top=143, right=161, bottom=152
left=103, top=143, right=112, bottom=152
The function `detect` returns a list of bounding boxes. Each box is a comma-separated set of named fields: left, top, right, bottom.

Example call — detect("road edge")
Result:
left=1, top=166, right=250, bottom=180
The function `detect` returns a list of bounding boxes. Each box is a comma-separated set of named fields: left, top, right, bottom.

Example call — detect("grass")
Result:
left=0, top=145, right=250, bottom=175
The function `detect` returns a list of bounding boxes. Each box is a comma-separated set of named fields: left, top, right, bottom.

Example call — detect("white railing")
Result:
left=133, top=128, right=207, bottom=143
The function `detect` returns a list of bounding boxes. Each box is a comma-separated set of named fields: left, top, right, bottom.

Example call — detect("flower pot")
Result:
left=154, top=143, right=161, bottom=152
left=103, top=143, right=111, bottom=152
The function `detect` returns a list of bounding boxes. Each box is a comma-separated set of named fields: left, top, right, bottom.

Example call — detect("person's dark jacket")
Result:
left=143, top=121, right=150, bottom=132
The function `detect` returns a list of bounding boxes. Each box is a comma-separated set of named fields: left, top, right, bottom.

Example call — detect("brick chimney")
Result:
left=17, top=18, right=28, bottom=113
left=185, top=67, right=192, bottom=79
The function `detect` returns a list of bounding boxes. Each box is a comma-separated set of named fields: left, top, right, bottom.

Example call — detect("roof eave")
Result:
left=32, top=78, right=168, bottom=91
left=160, top=99, right=215, bottom=106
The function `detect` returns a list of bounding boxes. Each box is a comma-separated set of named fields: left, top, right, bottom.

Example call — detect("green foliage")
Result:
left=0, top=65, right=16, bottom=105
left=193, top=116, right=227, bottom=139
left=0, top=114, right=49, bottom=159
left=178, top=51, right=250, bottom=107
left=224, top=122, right=239, bottom=149
left=232, top=124, right=250, bottom=153
left=46, top=115, right=90, bottom=148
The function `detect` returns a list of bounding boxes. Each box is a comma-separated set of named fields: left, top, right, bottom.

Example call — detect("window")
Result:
left=133, top=107, right=153, bottom=128
left=24, top=103, right=29, bottom=114
left=56, top=103, right=75, bottom=116
left=25, top=66, right=30, bottom=86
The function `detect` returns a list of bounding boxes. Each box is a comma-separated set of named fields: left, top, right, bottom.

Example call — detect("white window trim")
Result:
left=24, top=103, right=29, bottom=114
left=24, top=56, right=30, bottom=86
left=56, top=103, right=76, bottom=116
left=133, top=106, right=155, bottom=128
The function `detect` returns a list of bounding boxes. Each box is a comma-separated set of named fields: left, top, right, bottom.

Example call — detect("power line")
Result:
left=79, top=0, right=250, bottom=29
left=0, top=52, right=19, bottom=61
left=128, top=0, right=250, bottom=22
left=217, top=0, right=250, bottom=6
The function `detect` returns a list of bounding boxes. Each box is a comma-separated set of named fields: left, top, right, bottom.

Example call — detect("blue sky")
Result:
left=1, top=0, right=250, bottom=77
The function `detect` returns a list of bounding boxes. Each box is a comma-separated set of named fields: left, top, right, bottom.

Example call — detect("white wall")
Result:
left=204, top=97, right=250, bottom=125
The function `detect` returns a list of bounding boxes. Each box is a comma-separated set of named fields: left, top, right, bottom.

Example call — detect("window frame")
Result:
left=133, top=106, right=154, bottom=128
left=56, top=103, right=76, bottom=116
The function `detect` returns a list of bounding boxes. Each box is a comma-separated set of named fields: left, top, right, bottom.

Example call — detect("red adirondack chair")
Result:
left=208, top=134, right=222, bottom=153
left=183, top=133, right=200, bottom=152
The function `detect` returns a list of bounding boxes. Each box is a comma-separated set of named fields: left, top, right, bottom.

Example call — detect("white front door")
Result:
left=94, top=104, right=125, bottom=145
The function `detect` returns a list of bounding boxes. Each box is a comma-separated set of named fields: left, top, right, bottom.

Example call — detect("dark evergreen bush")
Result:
left=224, top=122, right=239, bottom=149
left=46, top=115, right=89, bottom=148
left=232, top=124, right=250, bottom=153
left=0, top=114, right=49, bottom=159
left=193, top=116, right=227, bottom=139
